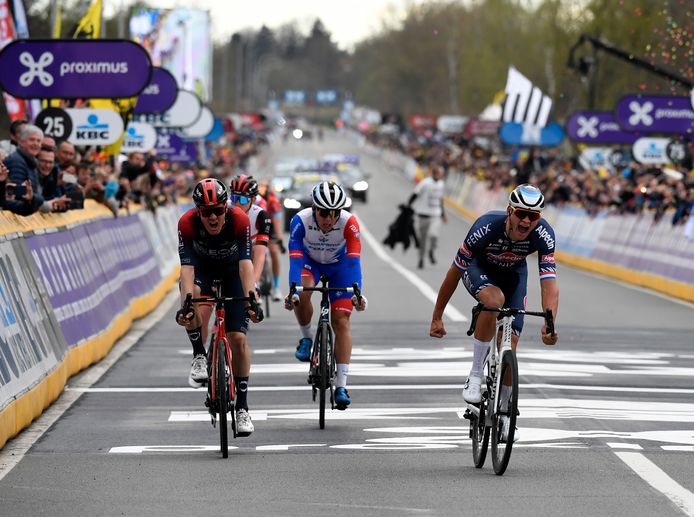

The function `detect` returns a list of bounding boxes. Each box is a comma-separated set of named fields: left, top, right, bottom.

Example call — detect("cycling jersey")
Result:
left=454, top=211, right=556, bottom=279
left=454, top=211, right=557, bottom=336
left=177, top=206, right=252, bottom=332
left=246, top=203, right=272, bottom=246
left=288, top=207, right=362, bottom=309
left=178, top=206, right=252, bottom=267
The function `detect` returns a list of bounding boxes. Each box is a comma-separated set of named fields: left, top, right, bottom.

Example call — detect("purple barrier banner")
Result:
left=27, top=214, right=161, bottom=347
left=155, top=130, right=198, bottom=163
left=615, top=95, right=694, bottom=134
left=566, top=111, right=640, bottom=144
left=0, top=39, right=152, bottom=99
left=134, top=67, right=178, bottom=114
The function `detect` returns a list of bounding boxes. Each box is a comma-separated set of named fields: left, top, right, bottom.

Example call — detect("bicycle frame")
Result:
left=289, top=275, right=361, bottom=429
left=465, top=303, right=554, bottom=475
left=185, top=280, right=259, bottom=457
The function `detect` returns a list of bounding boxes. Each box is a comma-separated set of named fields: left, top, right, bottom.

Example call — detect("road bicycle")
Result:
left=463, top=302, right=554, bottom=475
left=182, top=280, right=262, bottom=458
left=288, top=275, right=361, bottom=429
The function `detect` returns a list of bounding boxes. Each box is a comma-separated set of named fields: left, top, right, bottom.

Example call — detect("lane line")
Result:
left=357, top=217, right=466, bottom=322
left=65, top=382, right=694, bottom=394
left=0, top=290, right=179, bottom=482
left=614, top=452, right=694, bottom=516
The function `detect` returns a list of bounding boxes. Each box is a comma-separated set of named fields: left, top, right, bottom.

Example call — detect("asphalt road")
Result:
left=1, top=131, right=693, bottom=517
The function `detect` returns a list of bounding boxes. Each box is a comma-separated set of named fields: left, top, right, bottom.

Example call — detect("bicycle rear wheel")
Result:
left=318, top=324, right=328, bottom=430
left=217, top=339, right=229, bottom=458
left=491, top=351, right=518, bottom=475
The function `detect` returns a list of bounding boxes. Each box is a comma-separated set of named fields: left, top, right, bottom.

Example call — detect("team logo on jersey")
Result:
left=541, top=253, right=555, bottom=264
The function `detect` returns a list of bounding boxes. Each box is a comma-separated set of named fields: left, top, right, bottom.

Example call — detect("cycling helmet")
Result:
left=229, top=174, right=259, bottom=197
left=508, top=184, right=545, bottom=212
left=312, top=181, right=347, bottom=210
left=192, top=178, right=228, bottom=207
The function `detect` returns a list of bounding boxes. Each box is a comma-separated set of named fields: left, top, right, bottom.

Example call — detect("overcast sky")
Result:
left=122, top=0, right=428, bottom=50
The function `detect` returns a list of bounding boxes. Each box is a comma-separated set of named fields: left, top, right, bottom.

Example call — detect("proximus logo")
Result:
left=19, top=51, right=54, bottom=87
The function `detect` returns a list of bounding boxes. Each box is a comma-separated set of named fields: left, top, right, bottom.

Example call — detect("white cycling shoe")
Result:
left=188, top=354, right=208, bottom=388
left=499, top=415, right=519, bottom=443
left=462, top=375, right=482, bottom=404
left=271, top=288, right=282, bottom=302
left=235, top=408, right=254, bottom=436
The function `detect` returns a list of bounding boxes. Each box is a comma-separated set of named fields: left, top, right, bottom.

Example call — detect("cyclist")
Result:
left=258, top=179, right=286, bottom=301
left=176, top=178, right=261, bottom=436
left=229, top=175, right=272, bottom=288
left=284, top=181, right=366, bottom=409
left=429, top=184, right=559, bottom=440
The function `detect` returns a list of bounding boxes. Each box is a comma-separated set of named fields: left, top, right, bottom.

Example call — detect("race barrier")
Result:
left=361, top=138, right=694, bottom=303
left=0, top=201, right=180, bottom=449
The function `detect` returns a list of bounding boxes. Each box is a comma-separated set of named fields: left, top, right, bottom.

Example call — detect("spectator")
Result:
left=0, top=118, right=29, bottom=157
left=4, top=125, right=68, bottom=214
left=56, top=140, right=76, bottom=169
left=408, top=163, right=447, bottom=269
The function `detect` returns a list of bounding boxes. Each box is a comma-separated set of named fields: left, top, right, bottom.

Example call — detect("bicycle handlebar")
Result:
left=289, top=275, right=363, bottom=307
left=187, top=290, right=264, bottom=322
left=466, top=302, right=554, bottom=337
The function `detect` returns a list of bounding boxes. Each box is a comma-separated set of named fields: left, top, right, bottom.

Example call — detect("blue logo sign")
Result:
left=499, top=122, right=564, bottom=147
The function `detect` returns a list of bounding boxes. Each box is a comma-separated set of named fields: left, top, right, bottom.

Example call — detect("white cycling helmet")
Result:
left=312, top=181, right=347, bottom=210
left=509, top=184, right=545, bottom=211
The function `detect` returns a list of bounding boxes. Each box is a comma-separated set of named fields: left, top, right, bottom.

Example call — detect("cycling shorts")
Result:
left=462, top=262, right=528, bottom=336
left=300, top=257, right=358, bottom=313
left=194, top=266, right=249, bottom=334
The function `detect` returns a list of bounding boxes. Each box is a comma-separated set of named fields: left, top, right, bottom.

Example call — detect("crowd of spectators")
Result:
left=0, top=117, right=270, bottom=220
left=364, top=130, right=694, bottom=227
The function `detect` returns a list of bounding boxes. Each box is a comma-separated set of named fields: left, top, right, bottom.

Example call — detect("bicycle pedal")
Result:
left=462, top=409, right=472, bottom=420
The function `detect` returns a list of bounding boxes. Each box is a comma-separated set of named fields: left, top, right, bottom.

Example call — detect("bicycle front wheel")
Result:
left=318, top=324, right=328, bottom=430
left=491, top=351, right=518, bottom=475
left=471, top=393, right=490, bottom=468
left=217, top=340, right=229, bottom=458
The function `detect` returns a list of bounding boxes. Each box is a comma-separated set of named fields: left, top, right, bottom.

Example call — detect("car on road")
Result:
left=282, top=172, right=352, bottom=231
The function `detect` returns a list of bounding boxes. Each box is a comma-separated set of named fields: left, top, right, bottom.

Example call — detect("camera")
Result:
left=66, top=190, right=84, bottom=210
left=6, top=184, right=27, bottom=197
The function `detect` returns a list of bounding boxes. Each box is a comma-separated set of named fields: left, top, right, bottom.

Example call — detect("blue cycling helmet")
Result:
left=509, top=184, right=545, bottom=211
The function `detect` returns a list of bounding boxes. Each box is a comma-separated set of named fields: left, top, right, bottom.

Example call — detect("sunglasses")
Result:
left=316, top=208, right=340, bottom=219
left=510, top=207, right=542, bottom=222
left=230, top=194, right=251, bottom=205
left=199, top=205, right=226, bottom=217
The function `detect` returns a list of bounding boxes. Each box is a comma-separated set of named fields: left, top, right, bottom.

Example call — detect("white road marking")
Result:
left=357, top=217, right=466, bottom=322
left=110, top=445, right=231, bottom=454
left=67, top=383, right=694, bottom=395
left=256, top=444, right=326, bottom=451
left=614, top=451, right=694, bottom=516
left=607, top=442, right=643, bottom=450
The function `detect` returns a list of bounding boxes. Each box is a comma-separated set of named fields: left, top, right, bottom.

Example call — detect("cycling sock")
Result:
left=336, top=364, right=349, bottom=388
left=186, top=327, right=205, bottom=357
left=273, top=275, right=279, bottom=289
left=235, top=377, right=249, bottom=410
left=470, top=338, right=490, bottom=377
left=500, top=385, right=512, bottom=412
left=300, top=323, right=312, bottom=340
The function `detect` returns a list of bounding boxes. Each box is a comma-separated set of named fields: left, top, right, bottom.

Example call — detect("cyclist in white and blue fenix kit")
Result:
left=430, top=184, right=559, bottom=441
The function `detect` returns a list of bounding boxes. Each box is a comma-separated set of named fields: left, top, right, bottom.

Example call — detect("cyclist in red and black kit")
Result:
left=176, top=178, right=261, bottom=436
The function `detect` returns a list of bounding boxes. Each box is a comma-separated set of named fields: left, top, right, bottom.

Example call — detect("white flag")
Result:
left=502, top=66, right=552, bottom=127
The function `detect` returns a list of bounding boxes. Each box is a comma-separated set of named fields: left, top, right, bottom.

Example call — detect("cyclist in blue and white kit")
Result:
left=284, top=181, right=366, bottom=409
left=430, top=184, right=559, bottom=440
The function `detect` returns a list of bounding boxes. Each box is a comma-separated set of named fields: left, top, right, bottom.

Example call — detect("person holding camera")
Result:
left=4, top=125, right=72, bottom=215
